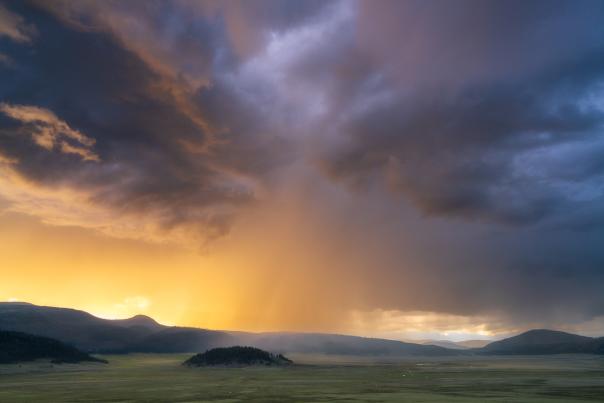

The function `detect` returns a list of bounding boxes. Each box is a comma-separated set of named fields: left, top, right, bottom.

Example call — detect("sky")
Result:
left=1, top=0, right=604, bottom=342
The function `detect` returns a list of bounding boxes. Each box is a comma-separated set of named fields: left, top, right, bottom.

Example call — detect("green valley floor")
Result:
left=0, top=354, right=603, bottom=402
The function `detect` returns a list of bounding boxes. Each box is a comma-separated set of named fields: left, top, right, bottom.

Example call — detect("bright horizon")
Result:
left=1, top=298, right=499, bottom=343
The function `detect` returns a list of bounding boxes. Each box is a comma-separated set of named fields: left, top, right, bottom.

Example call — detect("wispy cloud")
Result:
left=0, top=4, right=35, bottom=43
left=0, top=103, right=99, bottom=161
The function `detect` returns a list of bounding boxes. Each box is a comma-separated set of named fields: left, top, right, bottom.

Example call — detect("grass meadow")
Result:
left=0, top=354, right=603, bottom=402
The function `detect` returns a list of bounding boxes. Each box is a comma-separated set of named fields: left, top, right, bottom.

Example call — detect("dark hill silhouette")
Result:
left=478, top=329, right=604, bottom=355
left=0, top=330, right=106, bottom=364
left=0, top=303, right=462, bottom=356
left=7, top=303, right=603, bottom=357
left=184, top=346, right=293, bottom=366
left=0, top=302, right=220, bottom=353
left=0, top=302, right=154, bottom=352
left=112, top=315, right=163, bottom=331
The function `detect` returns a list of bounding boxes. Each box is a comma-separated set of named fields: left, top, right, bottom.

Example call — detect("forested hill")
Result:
left=0, top=330, right=107, bottom=364
left=184, top=346, right=292, bottom=366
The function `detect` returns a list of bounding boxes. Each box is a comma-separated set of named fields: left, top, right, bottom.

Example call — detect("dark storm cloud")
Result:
left=315, top=0, right=604, bottom=226
left=322, top=75, right=604, bottom=224
left=0, top=0, right=294, bottom=244
left=265, top=0, right=604, bottom=325
left=1, top=0, right=604, bottom=331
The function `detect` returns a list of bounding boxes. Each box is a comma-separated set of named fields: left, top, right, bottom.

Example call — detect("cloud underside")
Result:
left=1, top=0, right=604, bottom=327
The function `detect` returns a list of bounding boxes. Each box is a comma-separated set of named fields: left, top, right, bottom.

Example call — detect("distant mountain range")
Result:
left=0, top=303, right=458, bottom=356
left=416, top=339, right=491, bottom=350
left=457, top=339, right=493, bottom=349
left=1, top=303, right=602, bottom=357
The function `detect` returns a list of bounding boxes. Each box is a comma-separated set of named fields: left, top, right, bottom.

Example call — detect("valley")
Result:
left=1, top=354, right=603, bottom=402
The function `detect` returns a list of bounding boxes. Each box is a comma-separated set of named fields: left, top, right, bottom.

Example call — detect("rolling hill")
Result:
left=478, top=329, right=604, bottom=355
left=0, top=302, right=230, bottom=353
left=0, top=302, right=459, bottom=356
left=3, top=303, right=602, bottom=357
left=412, top=339, right=491, bottom=349
left=0, top=330, right=106, bottom=364
left=234, top=332, right=461, bottom=356
left=418, top=340, right=470, bottom=350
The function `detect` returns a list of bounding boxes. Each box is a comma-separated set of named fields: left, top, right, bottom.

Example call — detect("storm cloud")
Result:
left=0, top=0, right=292, bottom=245
left=1, top=0, right=604, bottom=335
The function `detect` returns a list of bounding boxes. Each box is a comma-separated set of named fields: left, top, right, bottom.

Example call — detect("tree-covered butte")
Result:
left=184, top=346, right=292, bottom=367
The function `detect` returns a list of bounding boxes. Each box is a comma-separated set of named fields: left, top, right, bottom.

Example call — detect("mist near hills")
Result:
left=0, top=303, right=458, bottom=356
left=456, top=340, right=493, bottom=349
left=1, top=303, right=603, bottom=357
left=413, top=339, right=491, bottom=350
